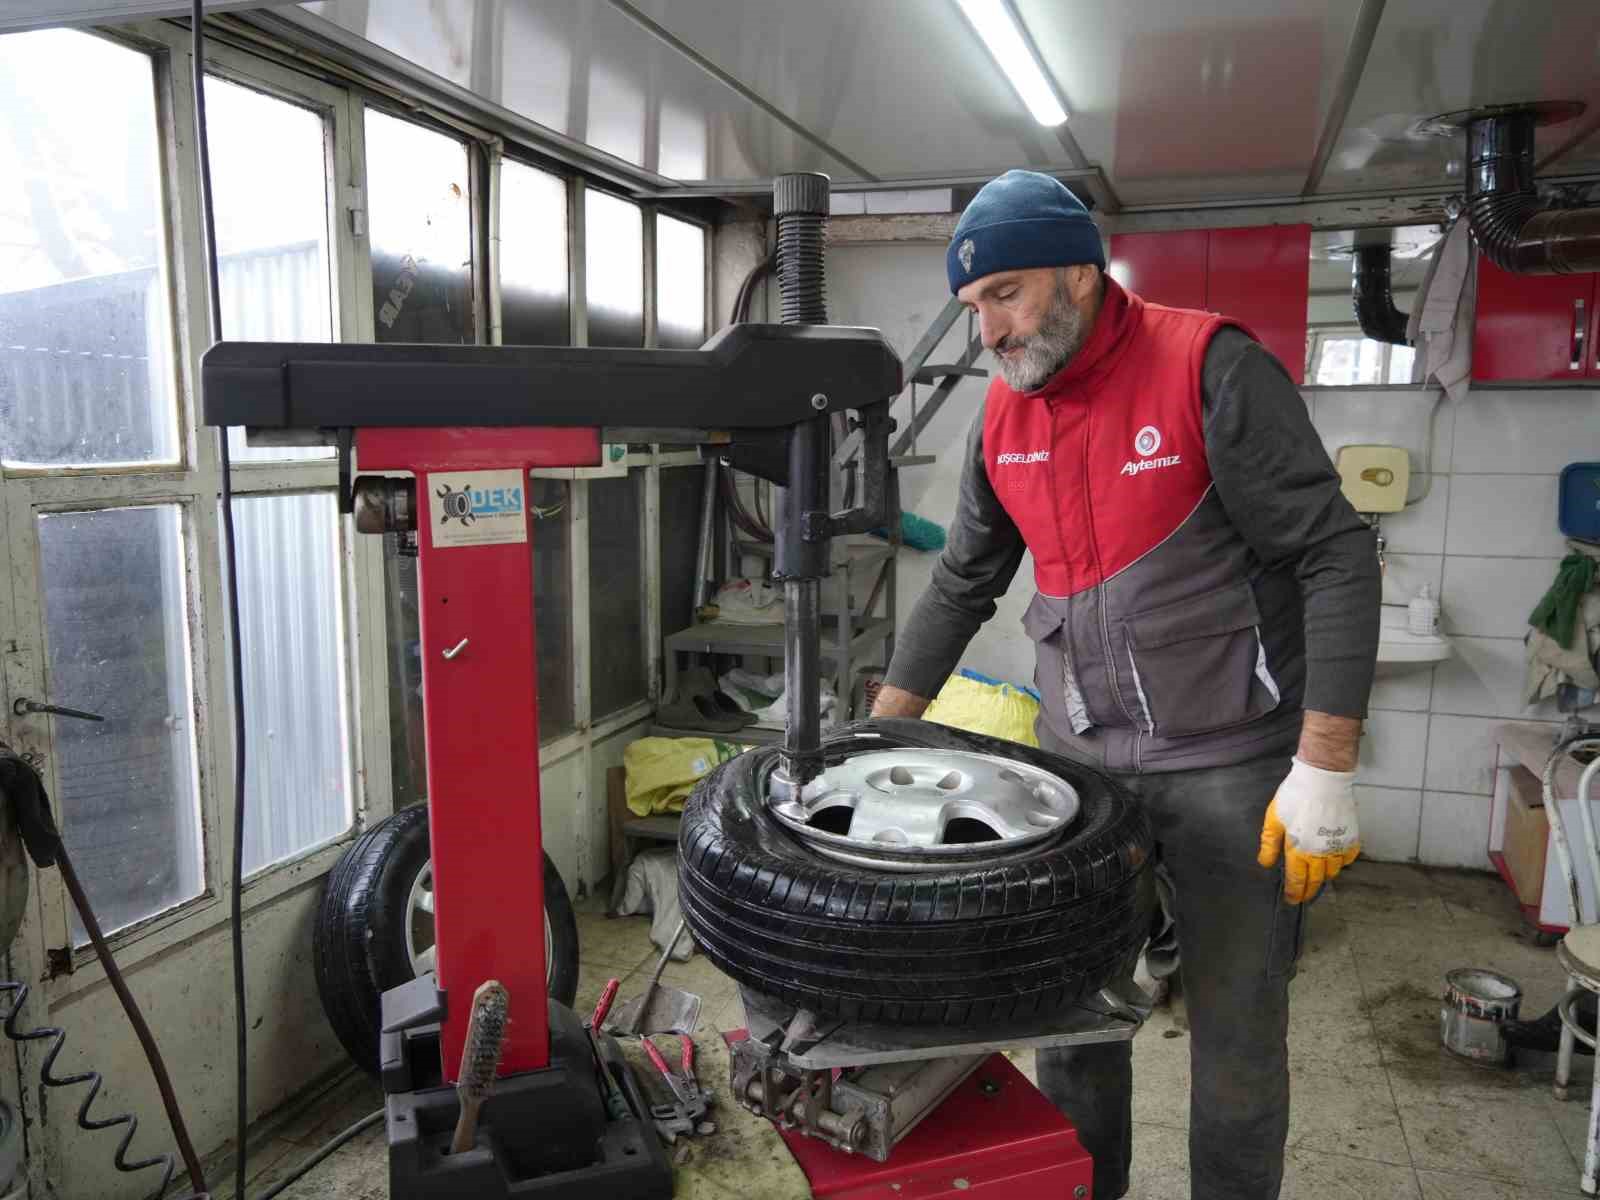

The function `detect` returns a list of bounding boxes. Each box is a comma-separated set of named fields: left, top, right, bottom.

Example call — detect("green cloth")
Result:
left=1529, top=552, right=1599, bottom=648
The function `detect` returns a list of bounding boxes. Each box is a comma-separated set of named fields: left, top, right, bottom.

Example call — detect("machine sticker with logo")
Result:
left=428, top=469, right=529, bottom=547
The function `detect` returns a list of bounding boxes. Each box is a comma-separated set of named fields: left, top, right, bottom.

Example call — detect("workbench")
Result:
left=1490, top=722, right=1598, bottom=936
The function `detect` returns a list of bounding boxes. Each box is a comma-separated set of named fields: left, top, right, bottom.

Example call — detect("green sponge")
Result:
left=869, top=511, right=947, bottom=552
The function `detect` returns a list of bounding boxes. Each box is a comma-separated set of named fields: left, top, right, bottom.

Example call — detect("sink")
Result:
left=1375, top=615, right=1453, bottom=677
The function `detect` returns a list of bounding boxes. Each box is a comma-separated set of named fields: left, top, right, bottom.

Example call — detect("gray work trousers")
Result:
left=1035, top=746, right=1302, bottom=1200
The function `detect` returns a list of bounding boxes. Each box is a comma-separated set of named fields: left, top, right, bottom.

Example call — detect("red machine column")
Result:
left=359, top=427, right=599, bottom=1082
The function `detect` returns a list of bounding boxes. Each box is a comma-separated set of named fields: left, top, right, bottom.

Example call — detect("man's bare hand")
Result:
left=1297, top=711, right=1362, bottom=773
left=870, top=684, right=932, bottom=720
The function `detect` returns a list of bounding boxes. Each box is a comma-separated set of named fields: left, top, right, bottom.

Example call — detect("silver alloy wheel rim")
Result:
left=768, top=748, right=1080, bottom=871
left=405, top=861, right=554, bottom=984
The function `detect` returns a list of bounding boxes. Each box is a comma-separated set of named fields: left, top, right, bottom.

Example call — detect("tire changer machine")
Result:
left=202, top=172, right=1146, bottom=1199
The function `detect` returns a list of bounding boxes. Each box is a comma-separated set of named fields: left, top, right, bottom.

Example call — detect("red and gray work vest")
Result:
left=983, top=280, right=1306, bottom=772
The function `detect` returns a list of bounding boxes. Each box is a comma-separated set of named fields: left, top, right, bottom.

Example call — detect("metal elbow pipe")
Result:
left=1351, top=244, right=1411, bottom=345
left=1465, top=107, right=1600, bottom=275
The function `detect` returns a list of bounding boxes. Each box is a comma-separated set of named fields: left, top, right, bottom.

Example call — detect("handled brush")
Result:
left=450, top=980, right=509, bottom=1155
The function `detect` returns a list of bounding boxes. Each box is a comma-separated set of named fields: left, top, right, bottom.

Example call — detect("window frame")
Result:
left=1, top=27, right=719, bottom=982
left=1307, top=323, right=1416, bottom=386
left=0, top=25, right=391, bottom=999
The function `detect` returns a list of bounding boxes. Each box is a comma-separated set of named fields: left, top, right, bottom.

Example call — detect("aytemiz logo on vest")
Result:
left=996, top=450, right=1050, bottom=465
left=1121, top=424, right=1182, bottom=477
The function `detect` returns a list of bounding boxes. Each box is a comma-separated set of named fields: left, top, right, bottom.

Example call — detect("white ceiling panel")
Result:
left=1316, top=0, right=1600, bottom=194
left=298, top=0, right=860, bottom=184
left=628, top=0, right=1075, bottom=181
left=0, top=0, right=288, bottom=34
left=1015, top=0, right=1363, bottom=206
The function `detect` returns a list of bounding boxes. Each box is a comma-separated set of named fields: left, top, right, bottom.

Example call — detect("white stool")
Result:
left=1543, top=736, right=1600, bottom=1194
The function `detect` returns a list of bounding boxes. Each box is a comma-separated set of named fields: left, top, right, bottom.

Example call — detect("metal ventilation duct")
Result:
left=1351, top=243, right=1411, bottom=346
left=1461, top=101, right=1600, bottom=275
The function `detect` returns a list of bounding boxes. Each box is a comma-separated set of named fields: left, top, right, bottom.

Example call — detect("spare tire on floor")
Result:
left=678, top=718, right=1154, bottom=1026
left=314, top=804, right=580, bottom=1072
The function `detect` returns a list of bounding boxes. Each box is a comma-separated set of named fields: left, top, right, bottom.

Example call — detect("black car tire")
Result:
left=314, top=804, right=580, bottom=1072
left=678, top=718, right=1155, bottom=1025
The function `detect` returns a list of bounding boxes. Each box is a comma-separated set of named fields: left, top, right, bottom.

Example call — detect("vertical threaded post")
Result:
left=773, top=172, right=830, bottom=326
left=772, top=172, right=831, bottom=786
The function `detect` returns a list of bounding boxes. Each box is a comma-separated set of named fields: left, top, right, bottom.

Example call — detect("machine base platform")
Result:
left=778, top=1051, right=1093, bottom=1199
left=381, top=990, right=672, bottom=1200
left=740, top=981, right=1147, bottom=1069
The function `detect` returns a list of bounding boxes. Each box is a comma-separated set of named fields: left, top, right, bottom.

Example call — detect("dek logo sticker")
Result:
left=428, top=470, right=528, bottom=548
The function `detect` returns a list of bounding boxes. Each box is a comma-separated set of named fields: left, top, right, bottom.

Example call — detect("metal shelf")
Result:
left=664, top=616, right=893, bottom=663
left=647, top=722, right=784, bottom=745
left=731, top=541, right=895, bottom=571
left=666, top=534, right=896, bottom=725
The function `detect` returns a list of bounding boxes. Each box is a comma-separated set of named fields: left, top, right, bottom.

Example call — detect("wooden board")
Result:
left=1503, top=764, right=1549, bottom=909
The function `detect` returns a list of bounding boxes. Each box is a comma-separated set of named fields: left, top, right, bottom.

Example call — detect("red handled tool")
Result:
left=585, top=980, right=629, bottom=1121
left=642, top=1034, right=715, bottom=1142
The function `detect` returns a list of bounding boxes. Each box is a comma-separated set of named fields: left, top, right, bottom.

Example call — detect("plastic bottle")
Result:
left=1408, top=582, right=1439, bottom=637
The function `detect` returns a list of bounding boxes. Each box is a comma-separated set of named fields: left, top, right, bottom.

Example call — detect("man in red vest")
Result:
left=873, top=170, right=1380, bottom=1199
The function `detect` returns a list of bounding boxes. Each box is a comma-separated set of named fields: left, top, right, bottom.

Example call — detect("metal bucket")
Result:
left=1441, top=968, right=1522, bottom=1065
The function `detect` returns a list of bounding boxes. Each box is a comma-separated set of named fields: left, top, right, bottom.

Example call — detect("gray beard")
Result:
left=995, top=285, right=1087, bottom=392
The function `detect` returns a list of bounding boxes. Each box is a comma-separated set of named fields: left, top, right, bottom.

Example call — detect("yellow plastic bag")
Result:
left=922, top=670, right=1040, bottom=747
left=623, top=736, right=747, bottom=816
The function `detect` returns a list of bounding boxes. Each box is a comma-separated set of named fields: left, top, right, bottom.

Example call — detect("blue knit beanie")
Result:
left=946, top=170, right=1104, bottom=294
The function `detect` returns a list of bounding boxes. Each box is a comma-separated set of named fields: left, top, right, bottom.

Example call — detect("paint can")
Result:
left=1441, top=968, right=1522, bottom=1065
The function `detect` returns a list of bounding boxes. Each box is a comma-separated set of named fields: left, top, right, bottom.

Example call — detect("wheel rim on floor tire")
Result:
left=405, top=862, right=554, bottom=983
left=767, top=748, right=1080, bottom=871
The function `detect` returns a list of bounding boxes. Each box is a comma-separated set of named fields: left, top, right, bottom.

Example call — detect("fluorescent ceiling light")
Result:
left=954, top=0, right=1068, bottom=127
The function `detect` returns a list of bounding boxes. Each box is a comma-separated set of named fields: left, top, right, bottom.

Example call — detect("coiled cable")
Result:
left=0, top=971, right=174, bottom=1200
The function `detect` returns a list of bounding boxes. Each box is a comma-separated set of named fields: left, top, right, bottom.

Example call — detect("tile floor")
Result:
left=214, top=860, right=1600, bottom=1199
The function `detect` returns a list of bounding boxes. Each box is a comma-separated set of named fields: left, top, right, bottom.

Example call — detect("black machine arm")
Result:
left=201, top=323, right=901, bottom=436
left=201, top=174, right=903, bottom=790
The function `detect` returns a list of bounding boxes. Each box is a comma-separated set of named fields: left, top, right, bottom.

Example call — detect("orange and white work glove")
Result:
left=1257, top=758, right=1361, bottom=905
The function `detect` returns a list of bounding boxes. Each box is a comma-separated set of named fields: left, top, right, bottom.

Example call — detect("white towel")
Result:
left=1407, top=215, right=1476, bottom=403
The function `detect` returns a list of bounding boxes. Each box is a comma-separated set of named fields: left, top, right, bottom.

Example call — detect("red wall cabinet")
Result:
left=1109, top=224, right=1311, bottom=384
left=1473, top=256, right=1600, bottom=382
left=1106, top=229, right=1209, bottom=311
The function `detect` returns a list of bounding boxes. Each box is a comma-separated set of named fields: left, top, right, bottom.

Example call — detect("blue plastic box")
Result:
left=1559, top=462, right=1600, bottom=542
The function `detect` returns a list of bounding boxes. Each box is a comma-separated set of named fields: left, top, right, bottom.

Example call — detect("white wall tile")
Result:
left=1419, top=791, right=1494, bottom=870
left=1423, top=714, right=1504, bottom=795
left=1440, top=556, right=1560, bottom=638
left=1309, top=387, right=1454, bottom=479
left=1375, top=476, right=1449, bottom=555
left=1444, top=474, right=1567, bottom=557
left=1429, top=636, right=1558, bottom=720
left=1356, top=709, right=1429, bottom=789
left=1356, top=786, right=1421, bottom=862
left=1381, top=554, right=1443, bottom=608
left=1453, top=388, right=1600, bottom=475
left=1368, top=665, right=1435, bottom=713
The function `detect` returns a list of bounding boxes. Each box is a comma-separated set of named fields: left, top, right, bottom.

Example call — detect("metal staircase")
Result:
left=836, top=296, right=988, bottom=476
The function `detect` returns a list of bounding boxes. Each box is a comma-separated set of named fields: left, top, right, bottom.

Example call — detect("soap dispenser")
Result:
left=1408, top=583, right=1439, bottom=637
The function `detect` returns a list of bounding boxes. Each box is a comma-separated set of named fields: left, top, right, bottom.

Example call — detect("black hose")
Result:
left=57, top=849, right=207, bottom=1193
left=720, top=467, right=773, bottom=543
left=188, top=6, right=252, bottom=1198
left=0, top=751, right=205, bottom=1195
left=730, top=254, right=775, bottom=325
left=0, top=967, right=174, bottom=1200
left=256, top=1108, right=383, bottom=1200
left=1351, top=245, right=1411, bottom=346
